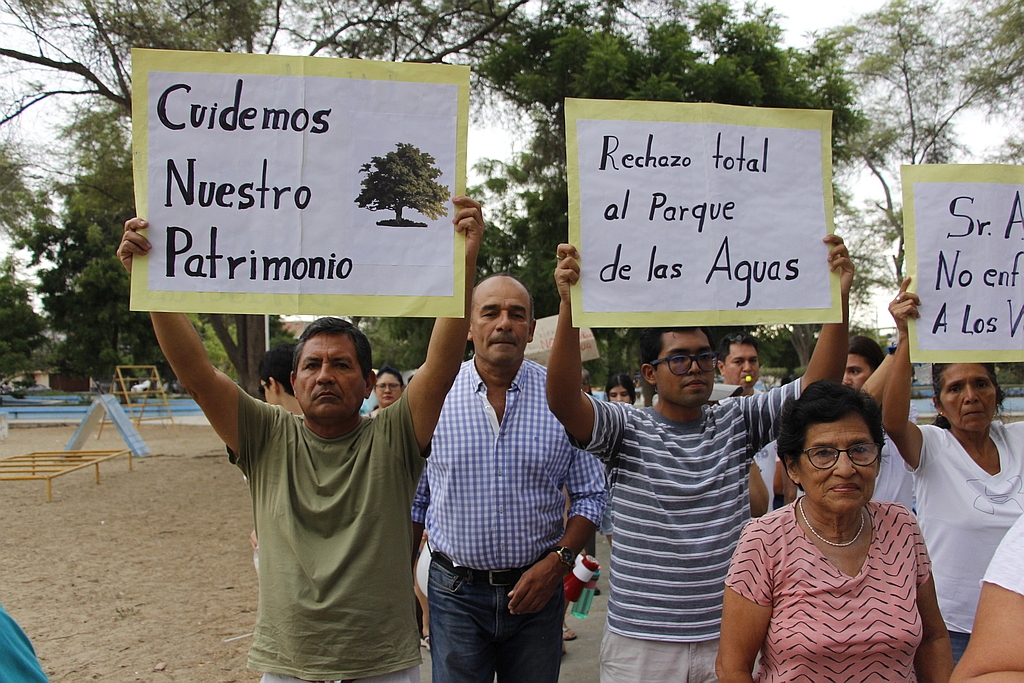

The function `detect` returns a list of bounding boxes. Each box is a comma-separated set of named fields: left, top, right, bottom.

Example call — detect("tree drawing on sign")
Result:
left=354, top=143, right=450, bottom=227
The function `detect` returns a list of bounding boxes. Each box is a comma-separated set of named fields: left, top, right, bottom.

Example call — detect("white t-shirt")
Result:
left=983, top=512, right=1024, bottom=597
left=753, top=441, right=779, bottom=512
left=914, top=421, right=1024, bottom=633
left=873, top=434, right=915, bottom=510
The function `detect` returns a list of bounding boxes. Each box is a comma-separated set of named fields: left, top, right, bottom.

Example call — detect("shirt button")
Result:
left=500, top=543, right=505, bottom=549
left=499, top=506, right=504, bottom=514
left=496, top=469, right=502, bottom=476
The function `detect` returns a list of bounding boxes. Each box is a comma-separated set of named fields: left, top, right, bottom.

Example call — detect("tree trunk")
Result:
left=205, top=313, right=265, bottom=396
left=789, top=324, right=817, bottom=368
left=395, top=205, right=404, bottom=222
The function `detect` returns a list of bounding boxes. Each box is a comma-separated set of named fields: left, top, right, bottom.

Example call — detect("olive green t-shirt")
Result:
left=231, top=389, right=424, bottom=680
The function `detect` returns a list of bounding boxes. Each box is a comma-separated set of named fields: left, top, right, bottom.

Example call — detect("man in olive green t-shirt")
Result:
left=116, top=197, right=484, bottom=682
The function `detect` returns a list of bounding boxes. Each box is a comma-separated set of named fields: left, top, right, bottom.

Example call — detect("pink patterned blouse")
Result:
left=726, top=501, right=932, bottom=682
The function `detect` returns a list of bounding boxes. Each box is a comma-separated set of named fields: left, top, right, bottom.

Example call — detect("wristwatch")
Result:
left=550, top=546, right=575, bottom=569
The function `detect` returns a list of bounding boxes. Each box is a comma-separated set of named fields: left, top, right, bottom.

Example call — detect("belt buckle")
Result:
left=488, top=569, right=516, bottom=586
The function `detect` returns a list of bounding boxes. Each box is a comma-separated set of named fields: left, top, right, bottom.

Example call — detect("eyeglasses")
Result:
left=375, top=382, right=401, bottom=391
left=802, top=442, right=882, bottom=469
left=649, top=352, right=717, bottom=375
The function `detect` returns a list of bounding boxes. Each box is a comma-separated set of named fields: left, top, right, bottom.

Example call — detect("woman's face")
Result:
left=607, top=385, right=633, bottom=403
left=374, top=373, right=403, bottom=409
left=786, top=413, right=879, bottom=518
left=934, top=363, right=998, bottom=433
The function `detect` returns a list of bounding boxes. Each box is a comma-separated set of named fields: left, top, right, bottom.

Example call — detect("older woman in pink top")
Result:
left=717, top=381, right=952, bottom=682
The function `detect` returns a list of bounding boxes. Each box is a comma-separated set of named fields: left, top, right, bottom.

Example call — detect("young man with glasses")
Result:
left=545, top=237, right=854, bottom=683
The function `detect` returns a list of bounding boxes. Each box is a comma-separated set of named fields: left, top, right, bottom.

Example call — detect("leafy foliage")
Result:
left=469, top=0, right=862, bottom=375
left=11, top=107, right=166, bottom=379
left=355, top=143, right=450, bottom=225
left=0, top=258, right=45, bottom=379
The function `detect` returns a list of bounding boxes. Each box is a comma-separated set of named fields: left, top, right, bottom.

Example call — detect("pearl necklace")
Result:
left=797, top=498, right=866, bottom=548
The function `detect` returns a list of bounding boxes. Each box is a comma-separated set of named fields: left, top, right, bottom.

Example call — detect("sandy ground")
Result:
left=0, top=423, right=609, bottom=682
left=1, top=423, right=261, bottom=682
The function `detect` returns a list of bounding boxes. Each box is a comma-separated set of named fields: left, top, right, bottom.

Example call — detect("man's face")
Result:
left=644, top=330, right=715, bottom=409
left=843, top=353, right=874, bottom=391
left=718, top=343, right=759, bottom=393
left=291, top=334, right=372, bottom=425
left=468, top=276, right=536, bottom=370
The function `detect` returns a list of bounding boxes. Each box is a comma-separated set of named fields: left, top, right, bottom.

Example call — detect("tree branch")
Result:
left=0, top=47, right=129, bottom=112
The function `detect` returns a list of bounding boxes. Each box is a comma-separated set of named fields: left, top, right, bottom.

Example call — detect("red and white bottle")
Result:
left=563, top=554, right=599, bottom=602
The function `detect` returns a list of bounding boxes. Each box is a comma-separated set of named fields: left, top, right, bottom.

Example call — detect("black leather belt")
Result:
left=431, top=551, right=534, bottom=586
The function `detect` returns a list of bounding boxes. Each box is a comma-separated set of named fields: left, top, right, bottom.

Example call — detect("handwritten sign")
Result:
left=903, top=164, right=1024, bottom=361
left=130, top=49, right=469, bottom=316
left=564, top=98, right=840, bottom=328
left=524, top=315, right=600, bottom=366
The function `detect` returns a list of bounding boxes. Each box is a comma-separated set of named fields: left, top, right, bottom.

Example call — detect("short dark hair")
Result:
left=473, top=273, right=534, bottom=321
left=639, top=327, right=715, bottom=366
left=848, top=336, right=885, bottom=372
left=293, top=317, right=373, bottom=377
left=716, top=332, right=759, bottom=363
left=259, top=343, right=296, bottom=396
left=777, top=380, right=884, bottom=472
left=605, top=373, right=636, bottom=404
left=376, top=365, right=404, bottom=387
left=931, top=363, right=1004, bottom=429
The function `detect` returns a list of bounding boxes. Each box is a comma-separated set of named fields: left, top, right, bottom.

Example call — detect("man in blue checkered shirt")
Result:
left=411, top=273, right=607, bottom=683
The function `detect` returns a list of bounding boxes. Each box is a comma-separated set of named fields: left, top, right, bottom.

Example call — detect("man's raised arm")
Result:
left=545, top=243, right=595, bottom=445
left=405, top=196, right=485, bottom=452
left=117, top=218, right=241, bottom=452
left=800, top=234, right=854, bottom=390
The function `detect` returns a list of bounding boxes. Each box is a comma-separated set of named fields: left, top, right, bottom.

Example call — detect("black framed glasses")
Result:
left=802, top=442, right=882, bottom=469
left=649, top=352, right=717, bottom=375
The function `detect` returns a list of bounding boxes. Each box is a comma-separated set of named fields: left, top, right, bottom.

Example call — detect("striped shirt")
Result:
left=411, top=359, right=606, bottom=570
left=578, top=381, right=798, bottom=641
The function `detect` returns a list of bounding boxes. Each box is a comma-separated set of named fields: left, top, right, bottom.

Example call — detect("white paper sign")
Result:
left=131, top=50, right=469, bottom=316
left=903, top=165, right=1024, bottom=361
left=565, top=99, right=839, bottom=328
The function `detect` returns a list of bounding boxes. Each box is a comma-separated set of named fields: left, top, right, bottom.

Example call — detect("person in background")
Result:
left=717, top=332, right=774, bottom=518
left=884, top=278, right=1024, bottom=664
left=581, top=369, right=593, bottom=395
left=258, top=343, right=302, bottom=416
left=717, top=332, right=760, bottom=396
left=842, top=335, right=915, bottom=509
left=371, top=366, right=405, bottom=417
left=950, top=512, right=1024, bottom=682
left=599, top=373, right=637, bottom=548
left=718, top=381, right=951, bottom=682
left=251, top=342, right=303, bottom=563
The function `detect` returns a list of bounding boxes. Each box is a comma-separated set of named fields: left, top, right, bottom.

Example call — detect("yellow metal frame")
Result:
left=101, top=365, right=176, bottom=434
left=0, top=449, right=132, bottom=502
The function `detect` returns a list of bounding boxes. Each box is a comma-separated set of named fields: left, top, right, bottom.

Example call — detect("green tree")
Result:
left=469, top=0, right=862, bottom=372
left=0, top=0, right=529, bottom=392
left=355, top=143, right=450, bottom=226
left=831, top=0, right=1008, bottom=285
left=0, top=258, right=45, bottom=380
left=11, top=107, right=167, bottom=380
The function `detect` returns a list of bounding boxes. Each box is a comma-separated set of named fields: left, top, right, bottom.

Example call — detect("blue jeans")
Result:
left=949, top=630, right=971, bottom=665
left=428, top=559, right=564, bottom=683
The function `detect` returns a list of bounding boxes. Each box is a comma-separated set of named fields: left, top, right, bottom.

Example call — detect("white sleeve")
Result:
left=982, top=513, right=1024, bottom=596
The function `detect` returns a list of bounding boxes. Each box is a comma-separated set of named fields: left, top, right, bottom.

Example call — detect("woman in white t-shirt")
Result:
left=949, top=513, right=1024, bottom=681
left=884, top=280, right=1024, bottom=664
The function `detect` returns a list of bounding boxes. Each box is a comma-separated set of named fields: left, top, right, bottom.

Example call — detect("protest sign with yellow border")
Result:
left=903, top=164, right=1024, bottom=362
left=131, top=48, right=469, bottom=317
left=565, top=98, right=840, bottom=328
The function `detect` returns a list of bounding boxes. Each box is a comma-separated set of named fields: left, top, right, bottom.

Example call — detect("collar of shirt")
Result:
left=469, top=359, right=525, bottom=437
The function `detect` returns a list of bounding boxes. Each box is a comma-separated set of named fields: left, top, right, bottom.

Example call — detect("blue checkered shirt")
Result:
left=412, top=359, right=607, bottom=570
